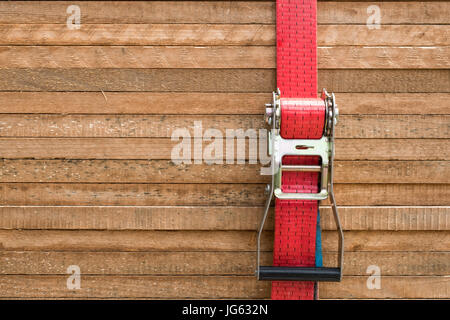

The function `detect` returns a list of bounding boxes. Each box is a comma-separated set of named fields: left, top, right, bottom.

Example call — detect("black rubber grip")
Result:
left=258, top=266, right=341, bottom=282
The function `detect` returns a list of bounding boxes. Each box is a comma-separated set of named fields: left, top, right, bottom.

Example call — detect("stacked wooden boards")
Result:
left=0, top=1, right=448, bottom=299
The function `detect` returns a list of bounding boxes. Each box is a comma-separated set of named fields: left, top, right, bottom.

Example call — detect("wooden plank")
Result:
left=320, top=70, right=450, bottom=93
left=0, top=251, right=272, bottom=275
left=0, top=251, right=448, bottom=276
left=0, top=92, right=271, bottom=115
left=318, top=2, right=450, bottom=24
left=0, top=24, right=275, bottom=46
left=0, top=69, right=276, bottom=92
left=0, top=46, right=275, bottom=69
left=321, top=276, right=450, bottom=299
left=0, top=275, right=270, bottom=299
left=335, top=139, right=450, bottom=161
left=0, top=2, right=448, bottom=24
left=0, top=230, right=447, bottom=252
left=333, top=161, right=450, bottom=184
left=0, top=206, right=448, bottom=231
left=322, top=252, right=450, bottom=276
left=0, top=69, right=448, bottom=93
left=320, top=206, right=450, bottom=231
left=1, top=46, right=448, bottom=69
left=337, top=115, right=450, bottom=138
left=0, top=114, right=447, bottom=138
left=0, top=114, right=446, bottom=138
left=0, top=92, right=448, bottom=115
left=0, top=24, right=448, bottom=46
left=1, top=160, right=448, bottom=184
left=322, top=231, right=450, bottom=252
left=0, top=1, right=275, bottom=24
left=336, top=93, right=450, bottom=115
left=0, top=275, right=447, bottom=299
left=319, top=46, right=450, bottom=69
left=0, top=1, right=447, bottom=302
left=0, top=114, right=265, bottom=138
left=325, top=230, right=450, bottom=252
left=320, top=25, right=449, bottom=46
left=0, top=138, right=448, bottom=160
left=0, top=183, right=448, bottom=206
left=0, top=230, right=271, bottom=252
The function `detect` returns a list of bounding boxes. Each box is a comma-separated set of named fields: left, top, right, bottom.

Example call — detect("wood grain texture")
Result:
left=1, top=160, right=448, bottom=184
left=0, top=275, right=447, bottom=299
left=320, top=46, right=450, bottom=69
left=0, top=138, right=448, bottom=160
left=0, top=1, right=275, bottom=24
left=0, top=0, right=447, bottom=300
left=0, top=24, right=448, bottom=46
left=0, top=24, right=275, bottom=46
left=319, top=206, right=450, bottom=231
left=0, top=230, right=447, bottom=252
left=0, top=46, right=275, bottom=69
left=321, top=276, right=449, bottom=299
left=336, top=115, right=450, bottom=138
left=0, top=114, right=265, bottom=138
left=320, top=25, right=450, bottom=46
left=0, top=206, right=448, bottom=231
left=1, top=46, right=448, bottom=69
left=319, top=70, right=450, bottom=93
left=333, top=161, right=450, bottom=183
left=0, top=69, right=448, bottom=93
left=0, top=183, right=448, bottom=206
left=0, top=114, right=447, bottom=138
left=336, top=93, right=450, bottom=115
left=0, top=2, right=448, bottom=24
left=317, top=2, right=450, bottom=24
left=0, top=92, right=271, bottom=115
left=0, top=92, right=448, bottom=115
left=1, top=251, right=448, bottom=276
left=0, top=69, right=276, bottom=92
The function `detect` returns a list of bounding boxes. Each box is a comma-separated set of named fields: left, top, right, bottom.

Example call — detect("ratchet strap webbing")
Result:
left=272, top=0, right=324, bottom=300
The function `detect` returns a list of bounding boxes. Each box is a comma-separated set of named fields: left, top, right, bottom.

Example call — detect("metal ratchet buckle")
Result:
left=256, top=88, right=344, bottom=282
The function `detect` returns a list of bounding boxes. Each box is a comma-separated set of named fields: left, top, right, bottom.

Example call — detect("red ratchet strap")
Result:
left=272, top=0, right=323, bottom=300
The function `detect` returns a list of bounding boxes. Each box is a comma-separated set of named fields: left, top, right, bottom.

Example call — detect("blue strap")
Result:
left=315, top=209, right=323, bottom=267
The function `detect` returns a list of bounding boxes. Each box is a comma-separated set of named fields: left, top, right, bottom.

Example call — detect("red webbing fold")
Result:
left=272, top=0, right=323, bottom=300
left=280, top=98, right=325, bottom=139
